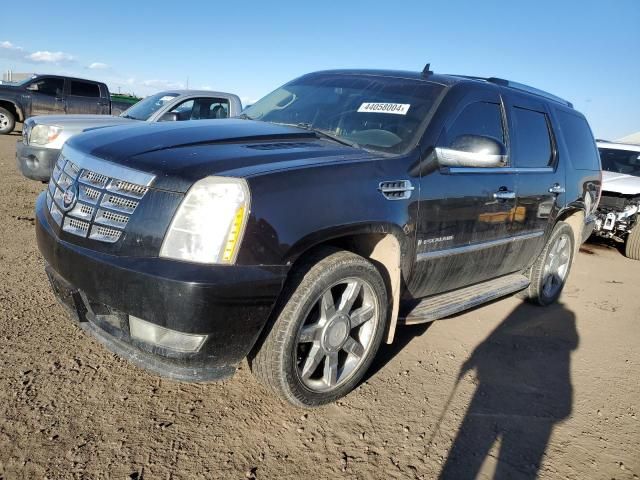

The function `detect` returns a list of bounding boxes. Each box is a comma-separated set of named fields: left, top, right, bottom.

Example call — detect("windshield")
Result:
left=599, top=148, right=640, bottom=177
left=120, top=92, right=179, bottom=121
left=242, top=73, right=444, bottom=154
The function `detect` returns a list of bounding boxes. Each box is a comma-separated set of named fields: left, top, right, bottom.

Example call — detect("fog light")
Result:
left=129, top=316, right=207, bottom=352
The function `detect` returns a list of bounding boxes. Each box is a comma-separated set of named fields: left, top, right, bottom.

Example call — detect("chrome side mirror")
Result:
left=436, top=134, right=507, bottom=168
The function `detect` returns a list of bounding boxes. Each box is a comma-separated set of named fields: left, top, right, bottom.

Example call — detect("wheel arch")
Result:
left=555, top=206, right=585, bottom=257
left=0, top=100, right=24, bottom=122
left=284, top=223, right=411, bottom=344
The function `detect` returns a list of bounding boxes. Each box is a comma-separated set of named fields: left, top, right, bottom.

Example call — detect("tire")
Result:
left=0, top=107, right=16, bottom=135
left=625, top=218, right=640, bottom=260
left=524, top=222, right=575, bottom=306
left=250, top=247, right=388, bottom=408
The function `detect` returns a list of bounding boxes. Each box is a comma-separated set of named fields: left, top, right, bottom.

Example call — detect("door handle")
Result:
left=55, top=97, right=65, bottom=102
left=549, top=183, right=566, bottom=194
left=493, top=189, right=515, bottom=200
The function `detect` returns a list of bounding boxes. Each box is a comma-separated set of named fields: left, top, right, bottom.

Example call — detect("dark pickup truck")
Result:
left=0, top=74, right=131, bottom=134
left=36, top=67, right=602, bottom=407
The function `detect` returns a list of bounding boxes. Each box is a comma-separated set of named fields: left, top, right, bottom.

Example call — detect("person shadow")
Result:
left=439, top=301, right=579, bottom=479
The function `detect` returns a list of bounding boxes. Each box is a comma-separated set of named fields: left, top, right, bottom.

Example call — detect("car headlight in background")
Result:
left=160, top=176, right=250, bottom=264
left=29, top=124, right=63, bottom=145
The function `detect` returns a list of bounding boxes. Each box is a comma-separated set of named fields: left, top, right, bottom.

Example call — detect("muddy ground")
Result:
left=0, top=129, right=638, bottom=480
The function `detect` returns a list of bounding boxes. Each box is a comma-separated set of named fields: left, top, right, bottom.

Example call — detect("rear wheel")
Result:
left=0, top=107, right=16, bottom=135
left=250, top=248, right=388, bottom=407
left=524, top=222, right=575, bottom=306
left=625, top=217, right=640, bottom=260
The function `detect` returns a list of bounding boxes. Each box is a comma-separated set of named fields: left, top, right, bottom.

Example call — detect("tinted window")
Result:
left=599, top=148, right=640, bottom=176
left=27, top=77, right=64, bottom=96
left=512, top=107, right=552, bottom=168
left=70, top=81, right=100, bottom=98
left=445, top=102, right=505, bottom=145
left=556, top=110, right=600, bottom=170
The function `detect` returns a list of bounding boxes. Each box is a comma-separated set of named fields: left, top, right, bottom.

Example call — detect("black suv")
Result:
left=35, top=68, right=601, bottom=407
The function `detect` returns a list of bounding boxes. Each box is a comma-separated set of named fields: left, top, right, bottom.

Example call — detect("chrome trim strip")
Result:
left=417, top=230, right=545, bottom=261
left=62, top=144, right=156, bottom=187
left=444, top=167, right=554, bottom=174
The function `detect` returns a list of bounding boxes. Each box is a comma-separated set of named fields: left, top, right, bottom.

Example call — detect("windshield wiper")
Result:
left=237, top=113, right=253, bottom=120
left=287, top=122, right=360, bottom=149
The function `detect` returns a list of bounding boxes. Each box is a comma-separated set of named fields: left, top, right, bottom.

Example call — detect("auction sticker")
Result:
left=357, top=103, right=410, bottom=115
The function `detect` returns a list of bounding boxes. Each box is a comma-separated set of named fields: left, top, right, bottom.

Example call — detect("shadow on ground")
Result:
left=438, top=302, right=578, bottom=479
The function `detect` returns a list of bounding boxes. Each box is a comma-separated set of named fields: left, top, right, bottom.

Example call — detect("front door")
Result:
left=409, top=94, right=520, bottom=298
left=27, top=77, right=66, bottom=115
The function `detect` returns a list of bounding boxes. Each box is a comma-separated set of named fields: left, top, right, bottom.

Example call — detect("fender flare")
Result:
left=0, top=99, right=25, bottom=122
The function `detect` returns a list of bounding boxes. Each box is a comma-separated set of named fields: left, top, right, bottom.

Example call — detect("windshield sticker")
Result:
left=357, top=103, right=410, bottom=115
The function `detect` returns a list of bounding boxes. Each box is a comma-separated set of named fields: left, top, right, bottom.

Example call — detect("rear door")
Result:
left=66, top=80, right=102, bottom=114
left=505, top=93, right=565, bottom=269
left=410, top=89, right=519, bottom=298
left=26, top=77, right=66, bottom=115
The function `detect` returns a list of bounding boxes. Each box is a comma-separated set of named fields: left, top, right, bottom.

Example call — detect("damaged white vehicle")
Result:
left=594, top=141, right=640, bottom=260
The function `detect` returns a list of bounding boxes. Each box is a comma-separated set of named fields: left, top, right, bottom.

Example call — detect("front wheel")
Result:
left=524, top=222, right=575, bottom=306
left=625, top=217, right=640, bottom=260
left=250, top=248, right=388, bottom=407
left=0, top=107, right=16, bottom=135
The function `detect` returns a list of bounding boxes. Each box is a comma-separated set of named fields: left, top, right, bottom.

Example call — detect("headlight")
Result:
left=160, top=176, right=250, bottom=264
left=29, top=124, right=63, bottom=145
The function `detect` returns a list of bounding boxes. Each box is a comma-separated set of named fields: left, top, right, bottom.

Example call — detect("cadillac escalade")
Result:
left=35, top=67, right=602, bottom=407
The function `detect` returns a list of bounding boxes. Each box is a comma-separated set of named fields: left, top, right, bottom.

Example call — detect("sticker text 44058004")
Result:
left=357, top=103, right=411, bottom=115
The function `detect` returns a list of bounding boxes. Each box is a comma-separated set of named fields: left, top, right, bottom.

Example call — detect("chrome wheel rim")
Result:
left=542, top=233, right=571, bottom=298
left=0, top=113, right=8, bottom=129
left=295, top=277, right=379, bottom=392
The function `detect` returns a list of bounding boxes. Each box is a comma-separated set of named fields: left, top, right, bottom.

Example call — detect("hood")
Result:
left=27, top=114, right=137, bottom=129
left=602, top=170, right=640, bottom=196
left=66, top=119, right=374, bottom=192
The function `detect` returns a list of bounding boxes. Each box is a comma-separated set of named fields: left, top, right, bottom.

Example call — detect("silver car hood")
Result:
left=28, top=114, right=138, bottom=129
left=602, top=170, right=640, bottom=195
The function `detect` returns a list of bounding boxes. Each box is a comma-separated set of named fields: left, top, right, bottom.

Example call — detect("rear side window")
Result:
left=444, top=102, right=504, bottom=145
left=70, top=81, right=100, bottom=98
left=556, top=110, right=600, bottom=170
left=512, top=107, right=553, bottom=168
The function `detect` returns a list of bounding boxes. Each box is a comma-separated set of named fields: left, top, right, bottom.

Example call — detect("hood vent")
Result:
left=246, top=142, right=315, bottom=151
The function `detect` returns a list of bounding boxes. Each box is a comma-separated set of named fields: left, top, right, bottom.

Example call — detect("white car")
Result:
left=594, top=140, right=640, bottom=259
left=16, top=90, right=242, bottom=181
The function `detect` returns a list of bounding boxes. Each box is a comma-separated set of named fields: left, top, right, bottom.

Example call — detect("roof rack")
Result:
left=453, top=75, right=573, bottom=108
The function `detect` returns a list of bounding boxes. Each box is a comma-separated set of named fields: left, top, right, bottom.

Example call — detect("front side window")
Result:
left=599, top=148, right=640, bottom=176
left=512, top=107, right=553, bottom=168
left=242, top=74, right=445, bottom=154
left=27, top=77, right=64, bottom=96
left=70, top=81, right=100, bottom=98
left=120, top=92, right=179, bottom=121
left=169, top=98, right=230, bottom=120
left=443, top=102, right=505, bottom=146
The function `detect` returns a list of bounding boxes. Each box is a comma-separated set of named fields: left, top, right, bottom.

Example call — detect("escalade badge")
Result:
left=62, top=182, right=78, bottom=212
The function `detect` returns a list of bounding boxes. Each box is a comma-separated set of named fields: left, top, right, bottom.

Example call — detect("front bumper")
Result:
left=36, top=193, right=288, bottom=381
left=16, top=141, right=59, bottom=182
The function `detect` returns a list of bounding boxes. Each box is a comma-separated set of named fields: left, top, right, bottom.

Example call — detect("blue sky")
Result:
left=1, top=0, right=638, bottom=139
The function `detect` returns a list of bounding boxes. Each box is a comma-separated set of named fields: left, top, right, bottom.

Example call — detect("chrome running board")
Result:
left=399, top=273, right=530, bottom=325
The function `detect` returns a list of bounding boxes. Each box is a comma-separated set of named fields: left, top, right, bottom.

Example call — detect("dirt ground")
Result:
left=0, top=128, right=638, bottom=480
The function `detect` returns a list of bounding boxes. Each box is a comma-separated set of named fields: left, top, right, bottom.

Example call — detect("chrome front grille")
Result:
left=46, top=147, right=155, bottom=244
